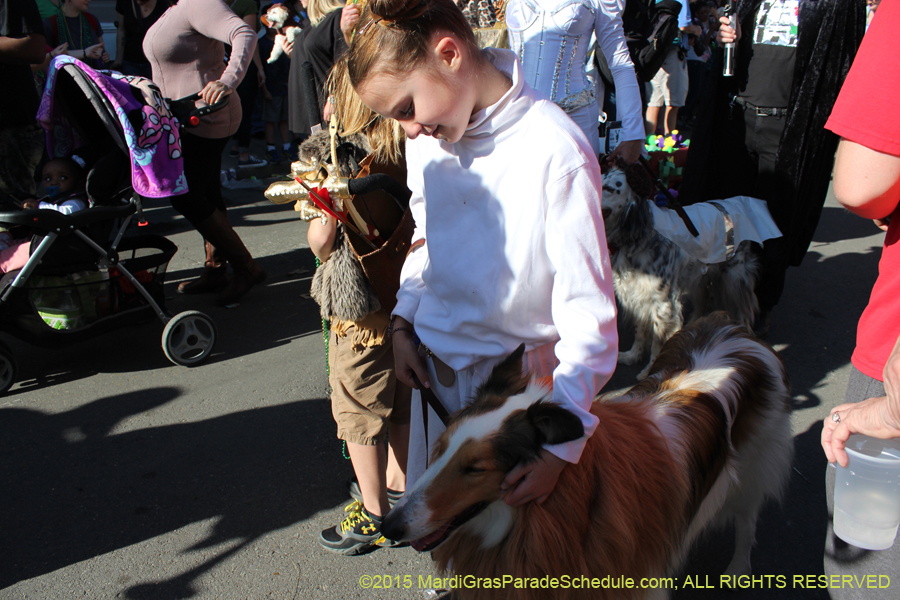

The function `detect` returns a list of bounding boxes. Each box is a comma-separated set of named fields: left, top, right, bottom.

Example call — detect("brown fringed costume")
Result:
left=679, top=0, right=866, bottom=312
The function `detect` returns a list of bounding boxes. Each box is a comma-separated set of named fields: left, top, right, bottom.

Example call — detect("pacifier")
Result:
left=45, top=185, right=61, bottom=199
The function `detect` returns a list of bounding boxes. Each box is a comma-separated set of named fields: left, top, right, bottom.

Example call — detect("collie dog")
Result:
left=602, top=166, right=760, bottom=379
left=383, top=313, right=793, bottom=600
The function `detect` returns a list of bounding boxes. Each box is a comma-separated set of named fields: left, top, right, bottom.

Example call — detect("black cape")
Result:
left=680, top=0, right=866, bottom=266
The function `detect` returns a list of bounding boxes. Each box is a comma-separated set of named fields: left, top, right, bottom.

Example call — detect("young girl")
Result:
left=346, top=0, right=618, bottom=506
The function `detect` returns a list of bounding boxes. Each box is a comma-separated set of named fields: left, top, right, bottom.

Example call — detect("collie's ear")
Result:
left=526, top=401, right=584, bottom=446
left=479, top=344, right=529, bottom=398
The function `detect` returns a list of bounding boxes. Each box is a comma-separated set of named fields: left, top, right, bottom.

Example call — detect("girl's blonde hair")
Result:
left=327, top=56, right=405, bottom=164
left=346, top=0, right=480, bottom=87
left=307, top=0, right=346, bottom=25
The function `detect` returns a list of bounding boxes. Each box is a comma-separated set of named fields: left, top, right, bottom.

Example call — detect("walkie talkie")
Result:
left=723, top=0, right=737, bottom=77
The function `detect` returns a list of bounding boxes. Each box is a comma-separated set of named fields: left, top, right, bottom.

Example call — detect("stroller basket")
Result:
left=1, top=235, right=175, bottom=340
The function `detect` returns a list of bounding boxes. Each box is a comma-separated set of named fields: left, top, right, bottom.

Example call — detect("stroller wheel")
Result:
left=0, top=341, right=17, bottom=395
left=162, top=311, right=217, bottom=366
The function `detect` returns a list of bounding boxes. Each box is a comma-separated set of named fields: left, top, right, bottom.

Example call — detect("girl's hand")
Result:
left=200, top=80, right=234, bottom=106
left=22, top=199, right=40, bottom=210
left=717, top=15, right=741, bottom=45
left=602, top=139, right=643, bottom=168
left=50, top=42, right=68, bottom=58
left=391, top=318, right=430, bottom=390
left=501, top=450, right=567, bottom=506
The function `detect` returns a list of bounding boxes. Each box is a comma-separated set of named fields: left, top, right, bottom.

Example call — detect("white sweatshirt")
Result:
left=394, top=49, right=618, bottom=464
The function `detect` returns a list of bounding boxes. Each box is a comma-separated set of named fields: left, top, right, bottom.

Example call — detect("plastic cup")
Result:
left=832, top=434, right=900, bottom=550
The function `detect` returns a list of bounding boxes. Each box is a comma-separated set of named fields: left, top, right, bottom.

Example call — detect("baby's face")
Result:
left=43, top=162, right=79, bottom=196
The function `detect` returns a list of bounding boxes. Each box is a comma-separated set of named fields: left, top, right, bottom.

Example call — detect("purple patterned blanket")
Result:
left=38, top=56, right=188, bottom=198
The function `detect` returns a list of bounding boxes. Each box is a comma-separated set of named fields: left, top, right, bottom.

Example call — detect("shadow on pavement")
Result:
left=0, top=386, right=345, bottom=592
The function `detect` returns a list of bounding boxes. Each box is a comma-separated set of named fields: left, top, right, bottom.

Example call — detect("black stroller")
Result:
left=0, top=57, right=226, bottom=395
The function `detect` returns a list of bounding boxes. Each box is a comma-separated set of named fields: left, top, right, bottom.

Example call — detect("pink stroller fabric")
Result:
left=37, top=56, right=188, bottom=199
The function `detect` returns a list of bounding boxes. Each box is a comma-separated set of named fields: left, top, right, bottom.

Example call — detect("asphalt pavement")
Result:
left=1, top=144, right=895, bottom=600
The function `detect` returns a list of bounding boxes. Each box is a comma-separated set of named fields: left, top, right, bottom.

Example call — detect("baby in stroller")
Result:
left=0, top=156, right=88, bottom=272
left=24, top=157, right=89, bottom=214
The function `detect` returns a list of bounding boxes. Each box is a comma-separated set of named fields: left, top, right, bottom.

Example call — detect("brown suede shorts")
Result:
left=329, top=319, right=411, bottom=446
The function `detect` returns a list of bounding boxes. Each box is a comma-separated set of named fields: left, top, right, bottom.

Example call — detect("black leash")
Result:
left=410, top=371, right=450, bottom=468
left=637, top=156, right=700, bottom=238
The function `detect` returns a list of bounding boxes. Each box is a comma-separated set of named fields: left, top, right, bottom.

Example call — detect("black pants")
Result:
left=170, top=132, right=229, bottom=227
left=232, top=62, right=259, bottom=151
left=702, top=104, right=792, bottom=313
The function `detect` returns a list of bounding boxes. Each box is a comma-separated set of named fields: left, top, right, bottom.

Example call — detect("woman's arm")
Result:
left=189, top=0, right=257, bottom=91
left=241, top=12, right=266, bottom=86
left=832, top=139, right=900, bottom=220
left=594, top=1, right=643, bottom=163
left=113, top=11, right=126, bottom=68
left=0, top=32, right=47, bottom=64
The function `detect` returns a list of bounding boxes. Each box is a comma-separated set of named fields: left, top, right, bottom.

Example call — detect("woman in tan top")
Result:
left=144, top=0, right=266, bottom=307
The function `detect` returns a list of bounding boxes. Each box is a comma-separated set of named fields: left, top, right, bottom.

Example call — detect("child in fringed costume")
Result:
left=288, top=56, right=413, bottom=555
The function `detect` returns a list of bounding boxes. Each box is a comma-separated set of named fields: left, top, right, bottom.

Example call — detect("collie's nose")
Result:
left=382, top=511, right=405, bottom=541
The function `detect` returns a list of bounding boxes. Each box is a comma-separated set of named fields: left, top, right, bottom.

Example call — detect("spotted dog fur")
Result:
left=602, top=168, right=760, bottom=379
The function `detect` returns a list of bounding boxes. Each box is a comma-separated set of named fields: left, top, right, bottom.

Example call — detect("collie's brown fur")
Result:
left=385, top=313, right=794, bottom=600
left=434, top=400, right=689, bottom=600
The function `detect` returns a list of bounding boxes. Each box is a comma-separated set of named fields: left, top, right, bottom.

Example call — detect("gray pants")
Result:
left=824, top=366, right=899, bottom=598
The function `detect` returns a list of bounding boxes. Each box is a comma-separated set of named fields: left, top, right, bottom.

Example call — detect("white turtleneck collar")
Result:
left=462, top=48, right=538, bottom=142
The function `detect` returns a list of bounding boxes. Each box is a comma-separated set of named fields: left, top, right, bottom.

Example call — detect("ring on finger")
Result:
left=832, top=412, right=841, bottom=424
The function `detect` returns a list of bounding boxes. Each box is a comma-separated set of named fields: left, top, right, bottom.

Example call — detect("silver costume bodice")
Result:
left=507, top=0, right=601, bottom=105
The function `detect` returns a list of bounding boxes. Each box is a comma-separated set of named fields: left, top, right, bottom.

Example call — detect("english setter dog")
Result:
left=601, top=165, right=760, bottom=379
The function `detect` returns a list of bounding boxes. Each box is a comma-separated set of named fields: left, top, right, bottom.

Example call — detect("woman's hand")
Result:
left=822, top=334, right=900, bottom=466
left=84, top=42, right=106, bottom=61
left=282, top=38, right=294, bottom=58
left=822, top=398, right=900, bottom=467
left=391, top=317, right=430, bottom=390
left=340, top=4, right=360, bottom=44
left=50, top=42, right=68, bottom=58
left=322, top=95, right=335, bottom=123
left=602, top=139, right=643, bottom=168
left=501, top=450, right=567, bottom=506
left=200, top=80, right=234, bottom=106
left=717, top=15, right=741, bottom=45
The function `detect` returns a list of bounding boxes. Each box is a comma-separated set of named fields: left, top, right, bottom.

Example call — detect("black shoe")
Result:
left=237, top=155, right=267, bottom=169
left=348, top=476, right=404, bottom=507
left=319, top=501, right=393, bottom=555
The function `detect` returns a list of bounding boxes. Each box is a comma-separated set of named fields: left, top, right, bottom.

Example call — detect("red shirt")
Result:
left=825, top=0, right=900, bottom=381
